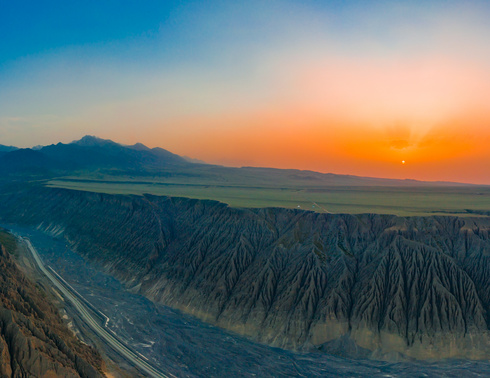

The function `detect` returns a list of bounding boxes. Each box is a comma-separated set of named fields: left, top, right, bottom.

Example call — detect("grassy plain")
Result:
left=47, top=177, right=490, bottom=217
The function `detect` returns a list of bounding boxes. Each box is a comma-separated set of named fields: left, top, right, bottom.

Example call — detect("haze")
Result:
left=1, top=0, right=489, bottom=184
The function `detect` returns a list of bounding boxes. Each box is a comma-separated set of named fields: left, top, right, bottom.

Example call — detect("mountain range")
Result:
left=0, top=135, right=478, bottom=188
left=0, top=135, right=186, bottom=176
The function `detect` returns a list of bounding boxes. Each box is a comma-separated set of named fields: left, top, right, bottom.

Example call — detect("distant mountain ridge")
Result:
left=0, top=144, right=18, bottom=152
left=0, top=144, right=19, bottom=161
left=0, top=135, right=482, bottom=187
left=71, top=135, right=119, bottom=147
left=0, top=135, right=188, bottom=176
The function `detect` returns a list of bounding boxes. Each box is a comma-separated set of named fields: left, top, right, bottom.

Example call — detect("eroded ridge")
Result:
left=1, top=187, right=489, bottom=360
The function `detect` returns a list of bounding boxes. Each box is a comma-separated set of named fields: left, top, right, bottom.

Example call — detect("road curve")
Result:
left=22, top=237, right=170, bottom=378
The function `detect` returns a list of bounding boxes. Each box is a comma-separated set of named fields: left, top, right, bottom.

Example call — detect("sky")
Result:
left=1, top=0, right=489, bottom=184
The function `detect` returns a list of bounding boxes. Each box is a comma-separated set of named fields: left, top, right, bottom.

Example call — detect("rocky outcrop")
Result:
left=0, top=187, right=489, bottom=360
left=0, top=238, right=103, bottom=377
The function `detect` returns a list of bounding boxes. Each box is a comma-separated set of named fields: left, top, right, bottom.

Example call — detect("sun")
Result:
left=402, top=160, right=406, bottom=165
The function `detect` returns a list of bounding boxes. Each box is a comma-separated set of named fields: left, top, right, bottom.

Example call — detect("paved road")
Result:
left=22, top=237, right=170, bottom=378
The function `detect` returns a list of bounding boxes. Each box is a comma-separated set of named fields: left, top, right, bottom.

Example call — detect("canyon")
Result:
left=0, top=186, right=489, bottom=361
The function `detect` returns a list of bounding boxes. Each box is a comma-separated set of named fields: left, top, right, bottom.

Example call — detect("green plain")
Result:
left=47, top=178, right=490, bottom=217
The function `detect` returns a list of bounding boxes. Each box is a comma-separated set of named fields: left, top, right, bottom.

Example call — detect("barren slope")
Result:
left=0, top=187, right=489, bottom=360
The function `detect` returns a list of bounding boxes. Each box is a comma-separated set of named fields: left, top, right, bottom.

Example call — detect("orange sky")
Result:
left=120, top=55, right=490, bottom=184
left=138, top=109, right=489, bottom=184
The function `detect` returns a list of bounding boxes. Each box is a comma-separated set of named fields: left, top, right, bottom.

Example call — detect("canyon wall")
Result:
left=0, top=238, right=103, bottom=377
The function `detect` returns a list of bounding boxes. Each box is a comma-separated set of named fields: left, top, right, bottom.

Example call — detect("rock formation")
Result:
left=1, top=186, right=489, bottom=360
left=0, top=236, right=103, bottom=377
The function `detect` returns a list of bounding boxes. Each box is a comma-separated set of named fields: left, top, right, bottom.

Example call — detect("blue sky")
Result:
left=1, top=1, right=489, bottom=183
left=2, top=1, right=176, bottom=62
left=5, top=1, right=478, bottom=69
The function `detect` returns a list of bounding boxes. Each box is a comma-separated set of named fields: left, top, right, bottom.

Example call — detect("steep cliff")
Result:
left=0, top=234, right=103, bottom=377
left=0, top=186, right=489, bottom=360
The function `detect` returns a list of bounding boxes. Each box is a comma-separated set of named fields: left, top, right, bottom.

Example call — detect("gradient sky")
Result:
left=1, top=0, right=489, bottom=184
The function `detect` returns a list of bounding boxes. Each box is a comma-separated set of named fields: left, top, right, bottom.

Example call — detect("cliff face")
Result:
left=0, top=238, right=103, bottom=377
left=1, top=187, right=489, bottom=360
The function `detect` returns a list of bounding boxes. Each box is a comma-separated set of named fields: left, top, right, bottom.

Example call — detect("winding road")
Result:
left=21, top=237, right=169, bottom=378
